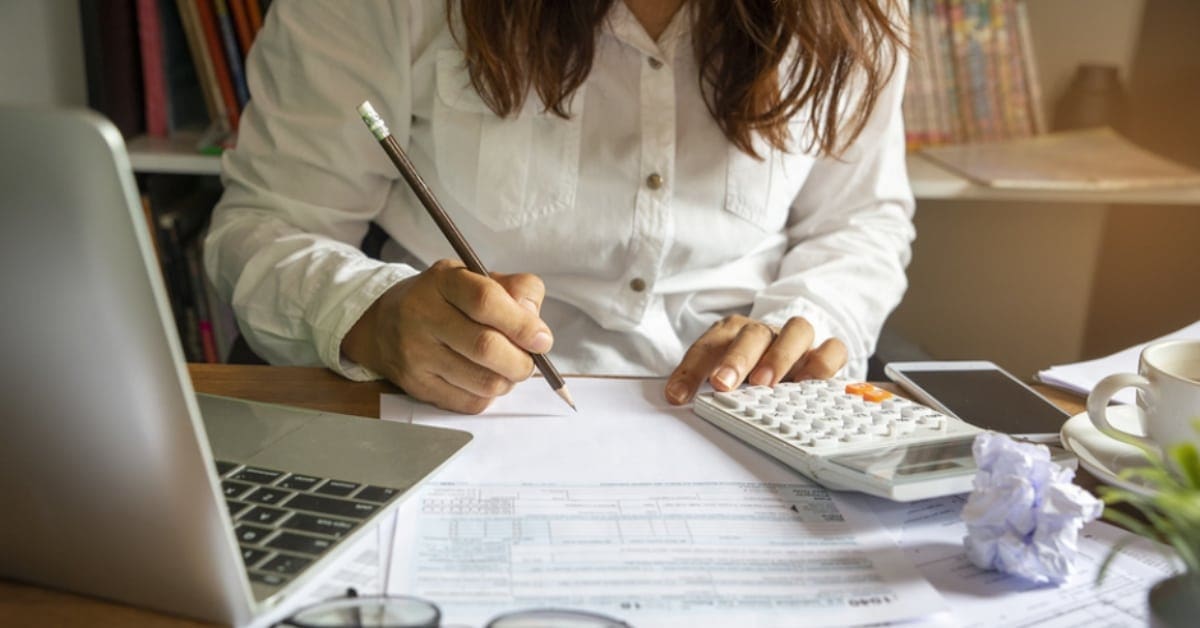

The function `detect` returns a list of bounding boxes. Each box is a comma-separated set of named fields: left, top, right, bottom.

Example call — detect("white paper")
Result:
left=838, top=493, right=1180, bottom=627
left=1036, top=320, right=1200, bottom=404
left=381, top=378, right=948, bottom=626
left=389, top=482, right=946, bottom=628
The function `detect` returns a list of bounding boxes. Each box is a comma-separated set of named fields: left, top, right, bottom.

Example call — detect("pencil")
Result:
left=357, top=100, right=577, bottom=412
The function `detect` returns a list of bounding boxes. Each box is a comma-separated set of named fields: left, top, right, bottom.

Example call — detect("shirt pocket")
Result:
left=431, top=49, right=583, bottom=231
left=723, top=135, right=813, bottom=233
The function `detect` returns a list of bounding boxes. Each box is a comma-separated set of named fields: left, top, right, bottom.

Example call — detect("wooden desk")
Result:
left=0, top=364, right=1090, bottom=627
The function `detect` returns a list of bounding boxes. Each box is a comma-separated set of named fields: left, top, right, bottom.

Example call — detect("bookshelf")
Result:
left=125, top=136, right=1200, bottom=206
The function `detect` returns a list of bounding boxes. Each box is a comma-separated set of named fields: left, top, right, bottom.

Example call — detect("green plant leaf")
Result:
left=1169, top=442, right=1200, bottom=490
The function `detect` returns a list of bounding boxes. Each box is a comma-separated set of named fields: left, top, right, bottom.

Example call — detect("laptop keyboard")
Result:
left=215, top=460, right=401, bottom=588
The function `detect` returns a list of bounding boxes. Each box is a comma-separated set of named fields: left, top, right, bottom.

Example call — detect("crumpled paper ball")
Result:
left=962, top=432, right=1103, bottom=584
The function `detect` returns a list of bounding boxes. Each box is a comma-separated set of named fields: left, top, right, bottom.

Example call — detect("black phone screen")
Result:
left=900, top=368, right=1069, bottom=435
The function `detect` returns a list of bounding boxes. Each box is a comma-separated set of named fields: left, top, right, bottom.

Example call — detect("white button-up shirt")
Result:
left=206, top=1, right=915, bottom=381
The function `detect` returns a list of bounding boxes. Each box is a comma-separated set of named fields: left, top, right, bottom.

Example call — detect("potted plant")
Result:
left=1098, top=427, right=1200, bottom=628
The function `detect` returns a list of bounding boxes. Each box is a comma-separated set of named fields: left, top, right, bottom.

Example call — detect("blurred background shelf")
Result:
left=127, top=133, right=221, bottom=176
left=124, top=135, right=1200, bottom=206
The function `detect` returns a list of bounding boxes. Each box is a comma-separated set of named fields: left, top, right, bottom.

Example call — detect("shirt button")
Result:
left=648, top=57, right=663, bottom=69
left=646, top=173, right=664, bottom=190
left=629, top=277, right=647, bottom=292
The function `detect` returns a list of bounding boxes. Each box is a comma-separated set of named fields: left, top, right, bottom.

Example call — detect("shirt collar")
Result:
left=603, top=1, right=693, bottom=63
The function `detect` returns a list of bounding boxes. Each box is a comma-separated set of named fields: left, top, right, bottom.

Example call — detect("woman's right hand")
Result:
left=341, top=259, right=553, bottom=413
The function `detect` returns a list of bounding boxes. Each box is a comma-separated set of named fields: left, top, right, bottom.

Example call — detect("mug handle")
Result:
left=1086, top=373, right=1155, bottom=449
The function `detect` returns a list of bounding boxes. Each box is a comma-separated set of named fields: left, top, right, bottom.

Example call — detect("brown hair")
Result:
left=451, top=0, right=905, bottom=158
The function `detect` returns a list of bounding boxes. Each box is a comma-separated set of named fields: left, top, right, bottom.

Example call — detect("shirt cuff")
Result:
left=317, top=264, right=415, bottom=382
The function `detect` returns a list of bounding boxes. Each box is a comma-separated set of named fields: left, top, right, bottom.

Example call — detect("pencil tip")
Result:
left=556, top=386, right=577, bottom=412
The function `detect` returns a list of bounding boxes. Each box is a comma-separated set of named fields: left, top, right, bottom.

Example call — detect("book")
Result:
left=136, top=0, right=169, bottom=137
left=80, top=0, right=144, bottom=138
left=920, top=127, right=1200, bottom=190
left=157, top=0, right=210, bottom=133
left=175, top=0, right=232, bottom=133
left=1013, top=0, right=1045, bottom=133
left=212, top=0, right=251, bottom=108
left=229, top=0, right=255, bottom=57
left=194, top=0, right=241, bottom=129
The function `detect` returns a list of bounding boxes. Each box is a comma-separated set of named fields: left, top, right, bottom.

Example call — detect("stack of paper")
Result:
left=1036, top=320, right=1200, bottom=404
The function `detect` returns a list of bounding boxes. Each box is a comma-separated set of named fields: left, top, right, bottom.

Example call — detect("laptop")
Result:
left=0, top=107, right=472, bottom=626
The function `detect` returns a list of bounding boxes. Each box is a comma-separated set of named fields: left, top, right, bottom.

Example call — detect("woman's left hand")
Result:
left=664, top=315, right=847, bottom=405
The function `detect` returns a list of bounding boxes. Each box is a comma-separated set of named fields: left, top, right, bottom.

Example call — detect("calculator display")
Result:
left=826, top=437, right=979, bottom=481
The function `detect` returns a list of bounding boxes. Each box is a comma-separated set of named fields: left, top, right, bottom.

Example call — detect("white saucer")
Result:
left=1060, top=405, right=1157, bottom=497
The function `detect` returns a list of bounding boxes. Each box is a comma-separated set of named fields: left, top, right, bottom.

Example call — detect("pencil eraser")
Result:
left=357, top=100, right=389, bottom=140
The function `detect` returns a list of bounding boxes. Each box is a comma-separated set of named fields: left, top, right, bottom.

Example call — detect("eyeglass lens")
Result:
left=285, top=595, right=440, bottom=628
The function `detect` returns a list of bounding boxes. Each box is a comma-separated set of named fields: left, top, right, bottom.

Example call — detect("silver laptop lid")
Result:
left=0, top=107, right=255, bottom=625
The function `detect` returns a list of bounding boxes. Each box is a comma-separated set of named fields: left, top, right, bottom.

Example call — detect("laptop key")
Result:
left=261, top=554, right=312, bottom=575
left=242, top=505, right=288, bottom=525
left=235, top=524, right=274, bottom=545
left=222, top=481, right=254, bottom=499
left=245, top=487, right=293, bottom=506
left=285, top=494, right=378, bottom=520
left=250, top=572, right=288, bottom=587
left=226, top=500, right=251, bottom=517
left=282, top=513, right=356, bottom=539
left=241, top=547, right=271, bottom=568
left=314, top=480, right=360, bottom=497
left=355, top=486, right=399, bottom=504
left=215, top=460, right=239, bottom=476
left=232, top=467, right=285, bottom=484
left=277, top=474, right=321, bottom=491
left=267, top=532, right=335, bottom=556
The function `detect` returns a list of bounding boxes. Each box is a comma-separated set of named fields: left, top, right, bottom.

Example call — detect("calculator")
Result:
left=693, top=379, right=1076, bottom=501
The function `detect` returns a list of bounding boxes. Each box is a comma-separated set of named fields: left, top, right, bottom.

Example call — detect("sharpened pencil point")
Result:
left=556, top=386, right=577, bottom=412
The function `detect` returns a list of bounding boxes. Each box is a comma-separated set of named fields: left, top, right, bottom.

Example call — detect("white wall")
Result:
left=0, top=1, right=86, bottom=106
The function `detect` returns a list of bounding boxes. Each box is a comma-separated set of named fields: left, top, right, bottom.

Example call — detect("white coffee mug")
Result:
left=1087, top=339, right=1200, bottom=453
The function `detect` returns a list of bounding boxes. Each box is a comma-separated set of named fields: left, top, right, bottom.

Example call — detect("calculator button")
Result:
left=714, top=392, right=742, bottom=409
left=777, top=423, right=796, bottom=436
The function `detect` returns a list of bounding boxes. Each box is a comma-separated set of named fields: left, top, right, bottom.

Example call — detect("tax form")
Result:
left=837, top=493, right=1180, bottom=627
left=382, top=378, right=947, bottom=627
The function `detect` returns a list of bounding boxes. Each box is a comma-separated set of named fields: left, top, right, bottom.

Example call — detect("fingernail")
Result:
left=714, top=367, right=737, bottom=390
left=751, top=367, right=774, bottom=387
left=666, top=381, right=689, bottom=404
left=531, top=331, right=553, bottom=353
left=520, top=298, right=539, bottom=313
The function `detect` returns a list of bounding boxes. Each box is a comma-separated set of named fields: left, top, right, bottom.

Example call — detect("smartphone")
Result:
left=883, top=360, right=1069, bottom=441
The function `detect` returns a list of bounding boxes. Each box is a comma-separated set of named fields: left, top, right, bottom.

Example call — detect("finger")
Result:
left=431, top=342, right=520, bottom=400
left=437, top=315, right=536, bottom=383
left=790, top=338, right=849, bottom=380
left=387, top=363, right=494, bottom=415
left=709, top=322, right=776, bottom=392
left=491, top=272, right=546, bottom=315
left=436, top=266, right=553, bottom=355
left=665, top=322, right=738, bottom=405
left=748, top=318, right=815, bottom=386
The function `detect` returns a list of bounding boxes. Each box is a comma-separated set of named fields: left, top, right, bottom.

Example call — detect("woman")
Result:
left=205, top=0, right=914, bottom=414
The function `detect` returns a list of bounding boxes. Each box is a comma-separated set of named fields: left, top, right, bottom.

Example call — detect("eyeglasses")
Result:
left=280, top=588, right=633, bottom=628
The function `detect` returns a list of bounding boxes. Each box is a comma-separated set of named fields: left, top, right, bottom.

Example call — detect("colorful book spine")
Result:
left=175, top=0, right=231, bottom=133
left=1002, top=0, right=1033, bottom=137
left=229, top=0, right=255, bottom=57
left=213, top=0, right=251, bottom=108
left=932, top=0, right=962, bottom=143
left=246, top=0, right=263, bottom=33
left=136, top=0, right=169, bottom=137
left=195, top=0, right=241, bottom=129
left=1014, top=0, right=1046, bottom=133
left=947, top=0, right=977, bottom=142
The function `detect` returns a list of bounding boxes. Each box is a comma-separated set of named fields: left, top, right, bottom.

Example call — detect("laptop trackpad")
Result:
left=198, top=393, right=471, bottom=488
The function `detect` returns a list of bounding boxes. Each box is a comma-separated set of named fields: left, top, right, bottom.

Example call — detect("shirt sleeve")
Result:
left=204, top=1, right=417, bottom=380
left=749, top=44, right=916, bottom=380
